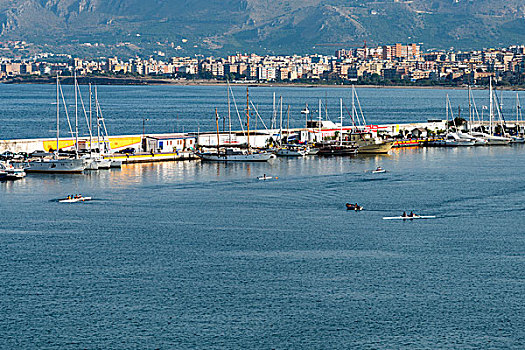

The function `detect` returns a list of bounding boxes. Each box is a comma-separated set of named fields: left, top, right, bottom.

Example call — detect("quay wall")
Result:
left=0, top=121, right=447, bottom=154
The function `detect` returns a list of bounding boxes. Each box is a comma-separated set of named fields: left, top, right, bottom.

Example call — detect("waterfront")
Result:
left=1, top=84, right=524, bottom=140
left=1, top=145, right=525, bottom=348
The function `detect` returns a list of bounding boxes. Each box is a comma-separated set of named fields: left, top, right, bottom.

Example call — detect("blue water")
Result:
left=1, top=85, right=525, bottom=348
left=0, top=84, right=522, bottom=139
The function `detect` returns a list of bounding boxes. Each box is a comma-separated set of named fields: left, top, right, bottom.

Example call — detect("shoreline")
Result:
left=3, top=76, right=525, bottom=91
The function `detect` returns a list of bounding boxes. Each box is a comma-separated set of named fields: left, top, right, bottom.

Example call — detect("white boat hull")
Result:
left=276, top=148, right=306, bottom=157
left=200, top=152, right=272, bottom=162
left=383, top=215, right=436, bottom=220
left=25, top=159, right=86, bottom=173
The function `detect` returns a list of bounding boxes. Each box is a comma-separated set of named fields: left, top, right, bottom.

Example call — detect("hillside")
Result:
left=1, top=0, right=525, bottom=55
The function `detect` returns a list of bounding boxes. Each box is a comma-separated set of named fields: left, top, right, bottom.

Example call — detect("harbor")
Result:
left=2, top=83, right=525, bottom=177
left=2, top=84, right=525, bottom=349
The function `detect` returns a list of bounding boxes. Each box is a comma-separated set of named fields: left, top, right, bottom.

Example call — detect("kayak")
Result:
left=59, top=196, right=92, bottom=203
left=383, top=215, right=436, bottom=220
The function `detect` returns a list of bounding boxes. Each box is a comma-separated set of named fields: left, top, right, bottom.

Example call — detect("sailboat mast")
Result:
left=246, top=87, right=250, bottom=149
left=318, top=99, right=322, bottom=140
left=279, top=96, right=283, bottom=145
left=352, top=86, right=355, bottom=132
left=96, top=86, right=100, bottom=152
left=272, top=92, right=276, bottom=130
left=56, top=74, right=59, bottom=158
left=89, top=83, right=92, bottom=153
left=468, top=85, right=472, bottom=132
left=228, top=85, right=232, bottom=145
left=446, top=94, right=449, bottom=135
left=74, top=71, right=79, bottom=157
left=339, top=98, right=343, bottom=146
left=215, top=108, right=220, bottom=154
left=489, top=79, right=493, bottom=135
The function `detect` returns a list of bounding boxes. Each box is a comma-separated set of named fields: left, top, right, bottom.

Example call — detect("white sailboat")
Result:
left=511, top=93, right=524, bottom=143
left=25, top=75, right=86, bottom=174
left=443, top=95, right=474, bottom=147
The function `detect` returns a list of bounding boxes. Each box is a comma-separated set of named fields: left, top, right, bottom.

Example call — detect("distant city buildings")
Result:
left=1, top=41, right=525, bottom=85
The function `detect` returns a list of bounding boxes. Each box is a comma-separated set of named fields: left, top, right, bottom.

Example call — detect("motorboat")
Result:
left=275, top=146, right=307, bottom=157
left=306, top=147, right=319, bottom=155
left=0, top=162, right=26, bottom=180
left=371, top=166, right=386, bottom=174
left=257, top=174, right=277, bottom=181
left=444, top=133, right=475, bottom=146
left=346, top=203, right=363, bottom=211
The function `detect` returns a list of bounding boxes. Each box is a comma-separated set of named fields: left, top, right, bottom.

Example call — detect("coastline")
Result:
left=2, top=76, right=525, bottom=91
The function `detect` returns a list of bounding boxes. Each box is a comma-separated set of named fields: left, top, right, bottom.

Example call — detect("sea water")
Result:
left=0, top=85, right=524, bottom=348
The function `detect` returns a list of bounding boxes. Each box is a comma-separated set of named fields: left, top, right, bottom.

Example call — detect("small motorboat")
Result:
left=371, top=166, right=386, bottom=174
left=346, top=203, right=363, bottom=211
left=59, top=194, right=93, bottom=203
left=257, top=174, right=277, bottom=181
left=0, top=161, right=26, bottom=180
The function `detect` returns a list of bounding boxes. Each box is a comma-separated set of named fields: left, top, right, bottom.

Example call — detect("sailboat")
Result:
left=199, top=87, right=272, bottom=162
left=510, top=93, right=524, bottom=143
left=479, top=79, right=511, bottom=145
left=441, top=94, right=474, bottom=147
left=346, top=86, right=394, bottom=154
left=25, top=75, right=86, bottom=174
left=318, top=98, right=358, bottom=155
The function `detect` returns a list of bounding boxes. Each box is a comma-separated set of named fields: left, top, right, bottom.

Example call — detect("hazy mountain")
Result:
left=1, top=0, right=525, bottom=55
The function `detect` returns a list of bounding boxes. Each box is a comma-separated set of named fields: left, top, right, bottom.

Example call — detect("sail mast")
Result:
left=468, top=85, right=472, bottom=132
left=74, top=70, right=79, bottom=158
left=96, top=86, right=100, bottom=152
left=339, top=98, right=343, bottom=146
left=279, top=96, right=283, bottom=145
left=246, top=87, right=250, bottom=150
left=228, top=83, right=232, bottom=145
left=215, top=108, right=220, bottom=154
left=489, top=79, right=493, bottom=135
left=56, top=74, right=59, bottom=158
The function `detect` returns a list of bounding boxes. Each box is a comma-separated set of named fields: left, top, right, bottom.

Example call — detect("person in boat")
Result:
left=402, top=211, right=407, bottom=217
left=409, top=211, right=415, bottom=217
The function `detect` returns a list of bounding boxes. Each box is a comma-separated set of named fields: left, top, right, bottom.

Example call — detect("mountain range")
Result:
left=1, top=0, right=525, bottom=55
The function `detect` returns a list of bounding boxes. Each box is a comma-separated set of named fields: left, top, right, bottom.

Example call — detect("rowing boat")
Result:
left=383, top=215, right=436, bottom=220
left=59, top=196, right=92, bottom=203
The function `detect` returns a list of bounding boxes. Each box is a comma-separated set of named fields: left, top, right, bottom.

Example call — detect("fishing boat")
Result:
left=383, top=215, right=436, bottom=220
left=59, top=195, right=92, bottom=203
